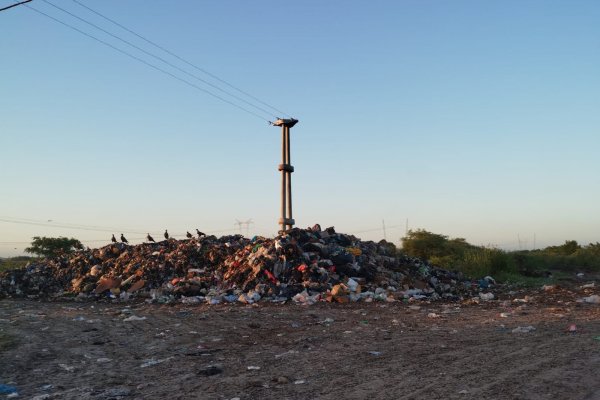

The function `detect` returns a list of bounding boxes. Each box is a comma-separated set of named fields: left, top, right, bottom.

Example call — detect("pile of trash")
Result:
left=0, top=226, right=486, bottom=304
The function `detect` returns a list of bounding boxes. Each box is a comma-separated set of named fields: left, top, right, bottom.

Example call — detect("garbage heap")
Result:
left=0, top=226, right=481, bottom=304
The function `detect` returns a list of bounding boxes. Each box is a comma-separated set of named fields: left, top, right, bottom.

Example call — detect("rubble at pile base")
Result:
left=0, top=226, right=486, bottom=304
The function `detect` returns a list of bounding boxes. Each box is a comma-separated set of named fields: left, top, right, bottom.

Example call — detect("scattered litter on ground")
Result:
left=274, top=350, right=299, bottom=359
left=581, top=283, right=595, bottom=289
left=581, top=295, right=600, bottom=304
left=513, top=297, right=530, bottom=303
left=58, top=364, right=75, bottom=372
left=140, top=357, right=174, bottom=368
left=479, top=292, right=494, bottom=301
left=198, top=365, right=223, bottom=376
left=512, top=326, right=536, bottom=334
left=30, top=394, right=51, bottom=400
left=0, top=384, right=18, bottom=395
left=123, top=315, right=147, bottom=322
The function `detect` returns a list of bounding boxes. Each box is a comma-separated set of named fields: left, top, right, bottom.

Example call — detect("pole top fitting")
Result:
left=272, top=118, right=298, bottom=128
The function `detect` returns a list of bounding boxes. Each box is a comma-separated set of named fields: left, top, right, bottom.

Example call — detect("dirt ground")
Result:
left=2, top=288, right=600, bottom=400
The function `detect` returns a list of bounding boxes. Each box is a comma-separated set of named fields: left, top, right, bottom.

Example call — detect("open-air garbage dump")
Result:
left=0, top=226, right=487, bottom=304
left=2, top=229, right=600, bottom=400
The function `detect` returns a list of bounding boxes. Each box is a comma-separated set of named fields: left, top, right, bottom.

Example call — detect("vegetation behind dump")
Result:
left=400, top=229, right=600, bottom=283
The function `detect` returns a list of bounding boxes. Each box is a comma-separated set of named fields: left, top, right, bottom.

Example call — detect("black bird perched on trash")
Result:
left=111, top=234, right=117, bottom=243
left=164, top=229, right=169, bottom=240
left=186, top=231, right=193, bottom=239
left=120, top=234, right=128, bottom=244
left=146, top=233, right=155, bottom=243
left=196, top=229, right=205, bottom=238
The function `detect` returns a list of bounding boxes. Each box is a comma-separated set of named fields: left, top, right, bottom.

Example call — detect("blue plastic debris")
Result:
left=0, top=384, right=18, bottom=394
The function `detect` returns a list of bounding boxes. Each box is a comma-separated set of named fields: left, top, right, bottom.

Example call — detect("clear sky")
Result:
left=1, top=0, right=599, bottom=257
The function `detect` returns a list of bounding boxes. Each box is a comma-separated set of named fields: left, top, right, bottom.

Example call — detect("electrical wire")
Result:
left=0, top=217, right=146, bottom=235
left=0, top=216, right=246, bottom=243
left=349, top=224, right=404, bottom=234
left=71, top=0, right=292, bottom=119
left=25, top=3, right=272, bottom=122
left=0, top=0, right=31, bottom=12
left=42, top=0, right=279, bottom=120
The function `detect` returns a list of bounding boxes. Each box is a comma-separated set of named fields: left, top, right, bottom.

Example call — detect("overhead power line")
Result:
left=0, top=216, right=146, bottom=235
left=71, top=0, right=292, bottom=119
left=41, top=0, right=279, bottom=120
left=0, top=216, right=245, bottom=239
left=349, top=224, right=404, bottom=235
left=24, top=3, right=271, bottom=122
left=0, top=0, right=32, bottom=13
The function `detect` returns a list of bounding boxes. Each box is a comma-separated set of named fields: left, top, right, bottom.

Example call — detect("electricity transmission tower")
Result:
left=235, top=219, right=254, bottom=236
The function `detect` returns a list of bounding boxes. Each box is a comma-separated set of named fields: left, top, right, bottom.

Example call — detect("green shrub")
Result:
left=400, top=229, right=600, bottom=279
left=25, top=236, right=83, bottom=258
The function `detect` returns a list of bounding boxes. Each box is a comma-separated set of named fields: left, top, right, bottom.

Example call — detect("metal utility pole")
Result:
left=273, top=118, right=298, bottom=233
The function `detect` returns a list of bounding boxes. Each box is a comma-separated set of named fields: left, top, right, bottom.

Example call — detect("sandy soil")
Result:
left=1, top=291, right=600, bottom=400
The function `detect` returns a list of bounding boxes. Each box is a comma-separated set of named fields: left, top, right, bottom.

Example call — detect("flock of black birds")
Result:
left=110, top=229, right=205, bottom=244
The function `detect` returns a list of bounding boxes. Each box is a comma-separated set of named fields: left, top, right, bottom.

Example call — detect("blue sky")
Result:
left=1, top=0, right=599, bottom=256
